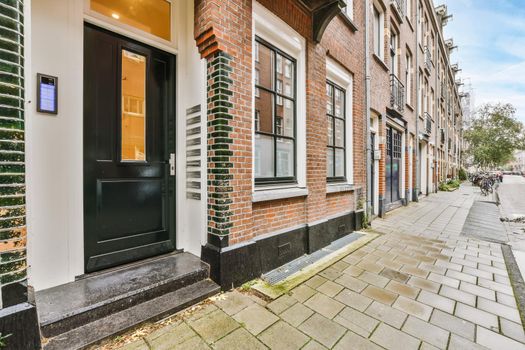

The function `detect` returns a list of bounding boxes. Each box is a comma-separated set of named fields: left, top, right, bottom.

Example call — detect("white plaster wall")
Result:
left=26, top=0, right=85, bottom=291
left=175, top=0, right=208, bottom=256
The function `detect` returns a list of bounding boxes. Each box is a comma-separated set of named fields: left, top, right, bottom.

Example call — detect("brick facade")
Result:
left=369, top=0, right=463, bottom=215
left=196, top=0, right=366, bottom=250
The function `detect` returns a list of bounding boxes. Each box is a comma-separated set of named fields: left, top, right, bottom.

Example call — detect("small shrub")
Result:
left=447, top=179, right=461, bottom=188
left=438, top=182, right=450, bottom=191
left=458, top=168, right=467, bottom=181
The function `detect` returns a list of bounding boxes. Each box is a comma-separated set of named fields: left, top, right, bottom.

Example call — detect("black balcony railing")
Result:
left=424, top=46, right=432, bottom=72
left=390, top=74, right=405, bottom=113
left=391, top=0, right=406, bottom=17
left=425, top=112, right=432, bottom=134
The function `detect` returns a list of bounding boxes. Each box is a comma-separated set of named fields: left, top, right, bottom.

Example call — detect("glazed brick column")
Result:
left=0, top=0, right=27, bottom=307
left=195, top=0, right=254, bottom=248
left=0, top=1, right=40, bottom=348
left=205, top=53, right=235, bottom=248
left=195, top=0, right=257, bottom=287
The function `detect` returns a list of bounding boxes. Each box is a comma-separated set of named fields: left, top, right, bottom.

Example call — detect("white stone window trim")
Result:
left=326, top=58, right=354, bottom=194
left=252, top=1, right=307, bottom=200
left=372, top=1, right=385, bottom=60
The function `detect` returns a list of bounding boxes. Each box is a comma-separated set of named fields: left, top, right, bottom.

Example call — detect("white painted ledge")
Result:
left=252, top=187, right=309, bottom=203
left=326, top=183, right=355, bottom=194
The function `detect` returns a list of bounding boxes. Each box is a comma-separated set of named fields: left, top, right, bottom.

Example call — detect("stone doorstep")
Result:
left=251, top=232, right=380, bottom=300
left=37, top=252, right=220, bottom=349
left=42, top=280, right=219, bottom=350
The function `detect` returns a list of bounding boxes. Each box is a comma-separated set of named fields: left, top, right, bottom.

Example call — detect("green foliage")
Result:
left=458, top=168, right=468, bottom=181
left=464, top=103, right=525, bottom=169
left=439, top=179, right=460, bottom=192
left=0, top=333, right=11, bottom=348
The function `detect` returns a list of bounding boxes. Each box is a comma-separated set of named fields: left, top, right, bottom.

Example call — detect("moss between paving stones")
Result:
left=251, top=232, right=380, bottom=299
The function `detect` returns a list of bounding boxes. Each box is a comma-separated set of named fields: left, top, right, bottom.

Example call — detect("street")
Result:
left=96, top=186, right=525, bottom=350
left=499, top=175, right=525, bottom=220
left=497, top=175, right=525, bottom=294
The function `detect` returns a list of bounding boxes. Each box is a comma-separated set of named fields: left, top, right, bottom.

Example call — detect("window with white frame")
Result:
left=390, top=28, right=398, bottom=76
left=373, top=6, right=384, bottom=59
left=326, top=58, right=353, bottom=184
left=253, top=1, right=306, bottom=188
left=326, top=81, right=346, bottom=180
left=254, top=37, right=296, bottom=183
left=255, top=68, right=260, bottom=97
left=405, top=51, right=412, bottom=105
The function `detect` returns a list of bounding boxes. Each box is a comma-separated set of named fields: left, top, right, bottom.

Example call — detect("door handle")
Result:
left=169, top=153, right=176, bottom=176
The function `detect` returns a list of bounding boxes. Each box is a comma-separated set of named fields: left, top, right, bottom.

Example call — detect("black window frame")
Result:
left=326, top=80, right=347, bottom=182
left=254, top=36, right=297, bottom=185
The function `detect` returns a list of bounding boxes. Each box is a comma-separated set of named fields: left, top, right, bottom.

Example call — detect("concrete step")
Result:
left=42, top=279, right=219, bottom=350
left=36, top=252, right=219, bottom=346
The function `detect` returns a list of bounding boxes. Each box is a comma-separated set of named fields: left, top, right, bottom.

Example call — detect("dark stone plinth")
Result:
left=0, top=302, right=40, bottom=350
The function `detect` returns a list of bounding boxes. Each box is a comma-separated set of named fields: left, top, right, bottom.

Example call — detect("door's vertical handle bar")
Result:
left=169, top=153, right=176, bottom=176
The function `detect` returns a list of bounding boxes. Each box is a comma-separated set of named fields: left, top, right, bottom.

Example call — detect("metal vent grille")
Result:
left=262, top=232, right=364, bottom=285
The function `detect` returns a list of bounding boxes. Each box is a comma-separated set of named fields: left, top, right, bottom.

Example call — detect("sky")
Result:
left=441, top=0, right=525, bottom=122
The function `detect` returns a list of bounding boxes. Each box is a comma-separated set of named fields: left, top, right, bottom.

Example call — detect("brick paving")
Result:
left=116, top=185, right=525, bottom=350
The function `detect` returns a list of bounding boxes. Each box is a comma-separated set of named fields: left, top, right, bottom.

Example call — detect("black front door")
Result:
left=83, top=24, right=176, bottom=272
left=385, top=126, right=401, bottom=205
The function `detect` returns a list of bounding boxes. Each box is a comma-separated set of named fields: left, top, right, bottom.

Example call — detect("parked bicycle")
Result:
left=470, top=172, right=498, bottom=196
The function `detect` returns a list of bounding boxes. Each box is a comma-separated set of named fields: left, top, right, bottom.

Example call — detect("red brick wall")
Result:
left=252, top=0, right=366, bottom=236
left=195, top=0, right=255, bottom=245
left=196, top=0, right=366, bottom=245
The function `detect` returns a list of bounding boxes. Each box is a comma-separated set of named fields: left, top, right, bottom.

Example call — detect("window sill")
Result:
left=373, top=54, right=389, bottom=72
left=327, top=183, right=355, bottom=194
left=339, top=13, right=358, bottom=32
left=252, top=186, right=308, bottom=203
left=406, top=103, right=414, bottom=111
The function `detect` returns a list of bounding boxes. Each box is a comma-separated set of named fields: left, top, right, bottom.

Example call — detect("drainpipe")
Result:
left=434, top=40, right=439, bottom=192
left=365, top=0, right=372, bottom=217
left=414, top=6, right=420, bottom=201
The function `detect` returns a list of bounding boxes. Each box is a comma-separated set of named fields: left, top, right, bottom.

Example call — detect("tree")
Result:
left=464, top=103, right=525, bottom=169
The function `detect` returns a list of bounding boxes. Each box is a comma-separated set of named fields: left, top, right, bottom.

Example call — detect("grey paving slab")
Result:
left=187, top=309, right=240, bottom=343
left=430, top=309, right=476, bottom=341
left=402, top=316, right=450, bottom=349
left=304, top=292, right=345, bottom=319
left=369, top=323, right=421, bottom=350
left=280, top=302, right=314, bottom=327
left=233, top=303, right=279, bottom=335
left=213, top=328, right=266, bottom=350
left=333, top=331, right=383, bottom=350
left=298, top=313, right=346, bottom=348
left=258, top=321, right=309, bottom=350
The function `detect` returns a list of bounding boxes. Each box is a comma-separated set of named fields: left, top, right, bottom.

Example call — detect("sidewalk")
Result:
left=103, top=185, right=525, bottom=350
